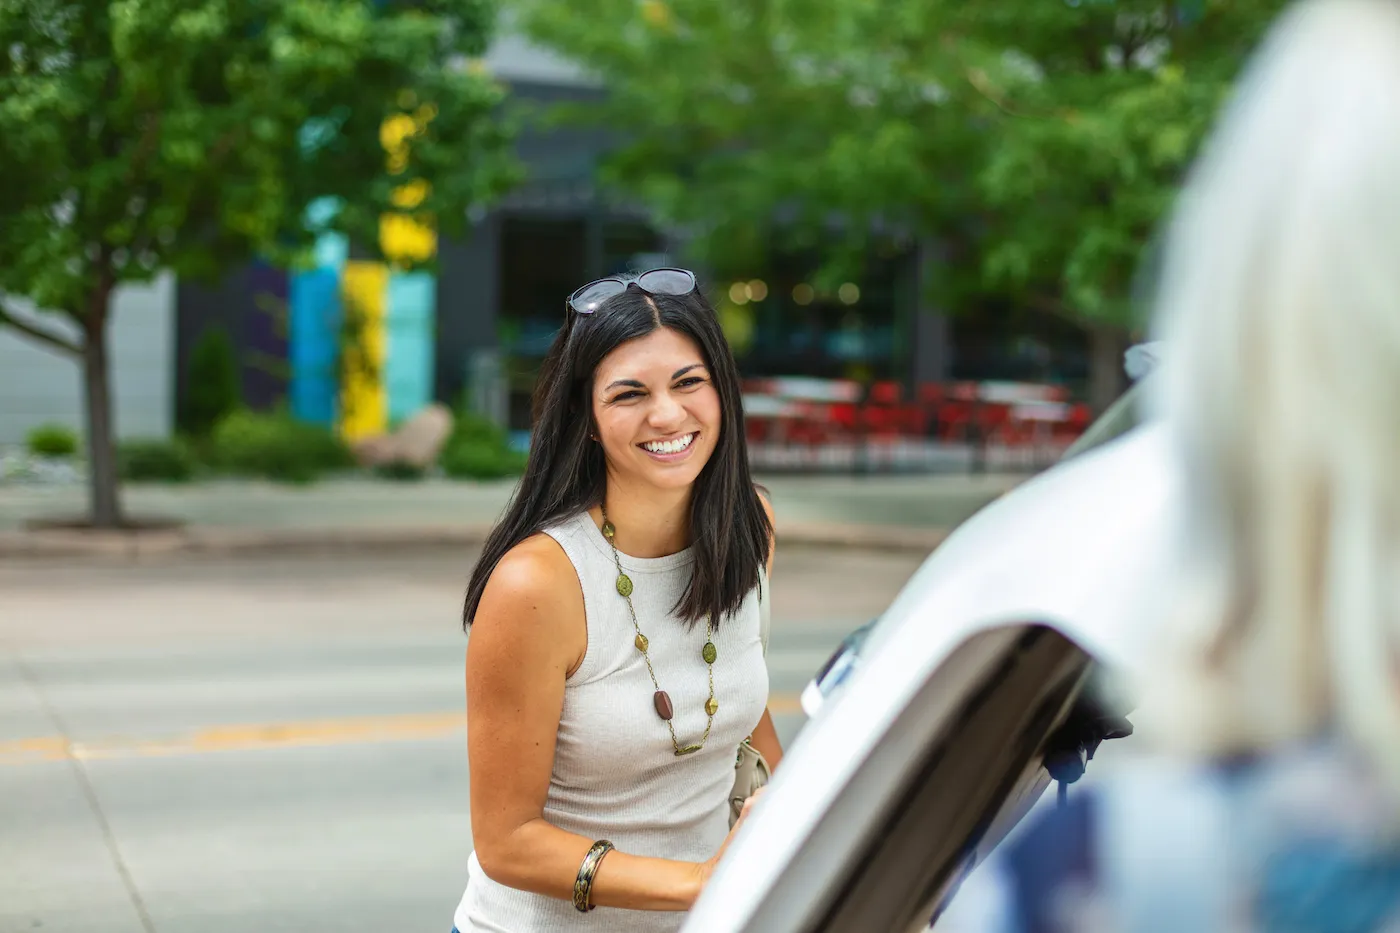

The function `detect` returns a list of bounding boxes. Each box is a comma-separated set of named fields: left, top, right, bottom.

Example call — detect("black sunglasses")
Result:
left=567, top=268, right=697, bottom=315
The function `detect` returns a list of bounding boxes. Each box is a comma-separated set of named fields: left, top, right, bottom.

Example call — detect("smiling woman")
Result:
left=594, top=337, right=720, bottom=485
left=453, top=270, right=779, bottom=932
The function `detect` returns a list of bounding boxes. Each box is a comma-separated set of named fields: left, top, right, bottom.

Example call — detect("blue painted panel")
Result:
left=385, top=272, right=436, bottom=423
left=289, top=268, right=342, bottom=426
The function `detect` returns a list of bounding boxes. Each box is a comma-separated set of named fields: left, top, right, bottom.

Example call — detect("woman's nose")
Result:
left=648, top=391, right=686, bottom=428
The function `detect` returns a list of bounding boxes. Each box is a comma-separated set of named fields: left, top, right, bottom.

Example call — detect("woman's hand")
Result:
left=695, top=788, right=767, bottom=893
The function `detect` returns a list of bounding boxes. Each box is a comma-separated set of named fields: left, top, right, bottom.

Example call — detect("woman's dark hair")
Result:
left=462, top=281, right=771, bottom=629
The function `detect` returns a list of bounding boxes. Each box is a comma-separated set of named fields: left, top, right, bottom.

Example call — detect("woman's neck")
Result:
left=593, top=479, right=693, bottom=558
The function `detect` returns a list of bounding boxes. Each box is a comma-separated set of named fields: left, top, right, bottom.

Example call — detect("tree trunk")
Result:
left=81, top=289, right=125, bottom=528
left=1087, top=323, right=1128, bottom=416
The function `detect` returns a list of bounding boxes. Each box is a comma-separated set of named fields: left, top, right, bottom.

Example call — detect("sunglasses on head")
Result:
left=567, top=268, right=697, bottom=315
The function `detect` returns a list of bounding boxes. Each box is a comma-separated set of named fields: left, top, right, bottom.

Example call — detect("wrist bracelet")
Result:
left=572, top=839, right=614, bottom=913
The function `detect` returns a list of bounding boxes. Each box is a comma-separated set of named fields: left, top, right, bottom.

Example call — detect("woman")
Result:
left=451, top=268, right=782, bottom=932
left=962, top=1, right=1400, bottom=930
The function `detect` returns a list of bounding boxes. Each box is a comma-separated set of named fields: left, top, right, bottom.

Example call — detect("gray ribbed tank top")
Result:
left=454, top=511, right=770, bottom=933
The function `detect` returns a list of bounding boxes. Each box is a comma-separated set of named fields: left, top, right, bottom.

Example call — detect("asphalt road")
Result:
left=0, top=544, right=927, bottom=933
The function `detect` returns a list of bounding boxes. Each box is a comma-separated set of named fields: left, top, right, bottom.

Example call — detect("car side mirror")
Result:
left=1042, top=666, right=1136, bottom=789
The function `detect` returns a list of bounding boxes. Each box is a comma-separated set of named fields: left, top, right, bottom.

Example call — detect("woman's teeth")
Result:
left=642, top=433, right=695, bottom=454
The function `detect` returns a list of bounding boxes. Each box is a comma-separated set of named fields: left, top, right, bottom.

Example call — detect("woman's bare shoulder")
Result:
left=472, top=534, right=585, bottom=659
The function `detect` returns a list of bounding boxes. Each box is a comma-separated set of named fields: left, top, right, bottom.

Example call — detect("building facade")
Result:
left=0, top=275, right=175, bottom=447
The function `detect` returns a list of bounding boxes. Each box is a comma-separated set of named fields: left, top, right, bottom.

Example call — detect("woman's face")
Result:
left=591, top=326, right=722, bottom=492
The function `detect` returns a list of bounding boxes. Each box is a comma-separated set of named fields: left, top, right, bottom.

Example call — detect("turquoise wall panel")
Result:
left=385, top=271, right=436, bottom=423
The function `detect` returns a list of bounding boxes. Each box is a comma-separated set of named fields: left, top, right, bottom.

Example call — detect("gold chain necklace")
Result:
left=599, top=505, right=718, bottom=757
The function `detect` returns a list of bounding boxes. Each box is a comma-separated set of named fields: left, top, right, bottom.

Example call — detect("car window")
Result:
left=720, top=626, right=1093, bottom=933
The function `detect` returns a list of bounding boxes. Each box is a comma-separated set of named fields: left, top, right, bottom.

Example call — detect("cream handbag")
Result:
left=729, top=581, right=772, bottom=827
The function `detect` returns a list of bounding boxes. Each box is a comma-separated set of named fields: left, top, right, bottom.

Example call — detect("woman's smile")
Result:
left=639, top=431, right=699, bottom=461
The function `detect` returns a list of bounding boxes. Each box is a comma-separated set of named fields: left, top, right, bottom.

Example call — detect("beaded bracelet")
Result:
left=572, top=839, right=614, bottom=913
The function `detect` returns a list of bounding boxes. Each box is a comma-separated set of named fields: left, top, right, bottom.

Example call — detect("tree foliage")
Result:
left=0, top=0, right=517, bottom=523
left=511, top=0, right=1285, bottom=332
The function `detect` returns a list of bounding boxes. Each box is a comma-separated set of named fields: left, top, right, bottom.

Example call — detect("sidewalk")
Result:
left=0, top=472, right=1028, bottom=559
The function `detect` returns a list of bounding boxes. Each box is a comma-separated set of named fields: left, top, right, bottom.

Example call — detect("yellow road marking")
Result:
left=0, top=693, right=805, bottom=766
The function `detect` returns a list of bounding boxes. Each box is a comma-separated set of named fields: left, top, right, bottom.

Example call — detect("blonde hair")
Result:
left=1148, top=0, right=1400, bottom=791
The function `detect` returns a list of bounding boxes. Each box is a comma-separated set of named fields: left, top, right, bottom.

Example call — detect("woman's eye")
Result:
left=613, top=391, right=642, bottom=402
left=676, top=377, right=705, bottom=389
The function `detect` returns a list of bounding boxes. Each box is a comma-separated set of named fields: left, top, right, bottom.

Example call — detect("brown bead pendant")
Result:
left=653, top=690, right=675, bottom=721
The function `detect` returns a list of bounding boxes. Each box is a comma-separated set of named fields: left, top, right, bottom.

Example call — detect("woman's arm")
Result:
left=465, top=535, right=729, bottom=910
left=749, top=708, right=784, bottom=770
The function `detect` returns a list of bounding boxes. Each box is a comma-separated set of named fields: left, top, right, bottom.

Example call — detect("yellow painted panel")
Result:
left=339, top=261, right=388, bottom=441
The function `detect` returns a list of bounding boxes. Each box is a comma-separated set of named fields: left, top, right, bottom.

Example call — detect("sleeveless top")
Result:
left=453, top=511, right=771, bottom=933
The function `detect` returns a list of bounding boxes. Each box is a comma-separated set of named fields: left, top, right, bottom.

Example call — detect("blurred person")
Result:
left=450, top=269, right=780, bottom=932
left=964, top=1, right=1400, bottom=930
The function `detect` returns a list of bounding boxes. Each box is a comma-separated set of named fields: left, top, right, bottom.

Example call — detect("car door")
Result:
left=689, top=624, right=1094, bottom=933
left=683, top=422, right=1182, bottom=933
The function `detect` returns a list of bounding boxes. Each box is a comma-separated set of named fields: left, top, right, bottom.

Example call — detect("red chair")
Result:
left=893, top=404, right=926, bottom=435
left=827, top=402, right=859, bottom=435
left=948, top=382, right=980, bottom=402
left=868, top=381, right=902, bottom=405
left=860, top=404, right=900, bottom=438
left=936, top=401, right=975, bottom=440
left=975, top=403, right=1012, bottom=442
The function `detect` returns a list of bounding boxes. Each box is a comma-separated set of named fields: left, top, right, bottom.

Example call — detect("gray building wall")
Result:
left=0, top=274, right=176, bottom=446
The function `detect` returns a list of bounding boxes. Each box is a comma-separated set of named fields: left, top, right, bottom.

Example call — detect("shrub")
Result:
left=451, top=409, right=510, bottom=446
left=373, top=461, right=427, bottom=482
left=210, top=411, right=350, bottom=484
left=440, top=408, right=526, bottom=480
left=26, top=423, right=79, bottom=458
left=118, top=438, right=196, bottom=483
left=441, top=436, right=527, bottom=480
left=180, top=326, right=241, bottom=437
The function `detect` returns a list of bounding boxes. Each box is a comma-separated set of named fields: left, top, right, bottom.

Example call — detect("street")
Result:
left=0, top=544, right=926, bottom=933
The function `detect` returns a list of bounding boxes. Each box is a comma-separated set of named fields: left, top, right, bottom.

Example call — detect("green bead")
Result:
left=701, top=641, right=717, bottom=664
left=601, top=520, right=616, bottom=539
left=616, top=573, right=633, bottom=597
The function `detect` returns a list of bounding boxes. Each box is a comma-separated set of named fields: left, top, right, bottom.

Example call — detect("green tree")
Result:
left=0, top=0, right=517, bottom=527
left=511, top=0, right=1283, bottom=410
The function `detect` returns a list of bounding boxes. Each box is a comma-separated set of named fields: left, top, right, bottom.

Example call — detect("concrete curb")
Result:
left=0, top=521, right=948, bottom=561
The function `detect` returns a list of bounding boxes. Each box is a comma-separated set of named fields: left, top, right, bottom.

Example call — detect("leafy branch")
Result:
left=0, top=299, right=81, bottom=356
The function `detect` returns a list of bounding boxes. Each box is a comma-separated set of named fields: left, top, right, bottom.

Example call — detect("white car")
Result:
left=684, top=412, right=1183, bottom=933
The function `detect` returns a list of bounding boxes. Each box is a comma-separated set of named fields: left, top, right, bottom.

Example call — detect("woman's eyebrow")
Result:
left=603, top=365, right=706, bottom=393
